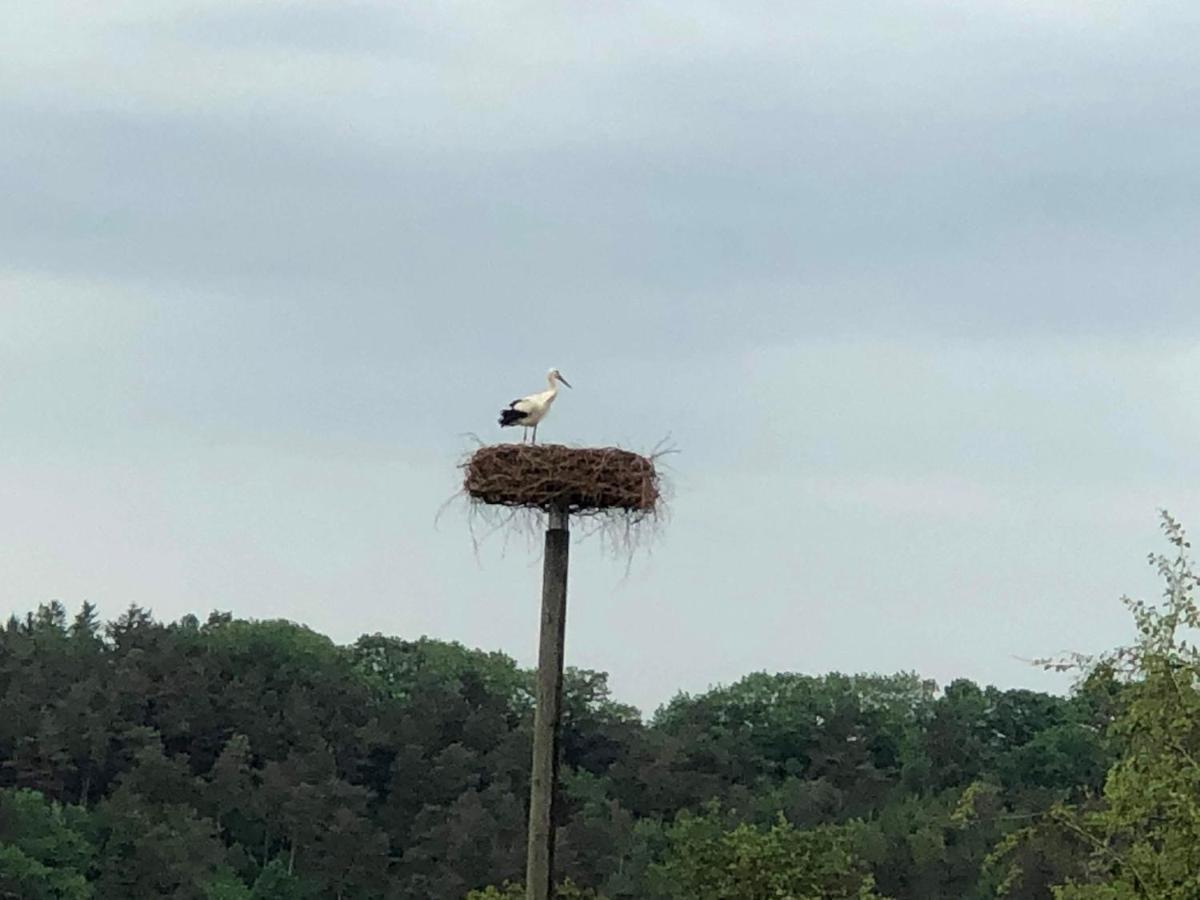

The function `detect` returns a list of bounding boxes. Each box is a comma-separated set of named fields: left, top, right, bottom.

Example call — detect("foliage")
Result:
left=0, top=788, right=93, bottom=899
left=650, top=805, right=881, bottom=899
left=465, top=878, right=604, bottom=899
left=0, top=580, right=1138, bottom=898
left=1038, top=513, right=1200, bottom=898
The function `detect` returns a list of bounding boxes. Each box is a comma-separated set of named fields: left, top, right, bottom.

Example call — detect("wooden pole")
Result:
left=526, top=506, right=569, bottom=900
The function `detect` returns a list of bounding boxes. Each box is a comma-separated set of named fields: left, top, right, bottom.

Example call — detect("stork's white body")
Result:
left=499, top=368, right=572, bottom=443
left=509, top=389, right=557, bottom=427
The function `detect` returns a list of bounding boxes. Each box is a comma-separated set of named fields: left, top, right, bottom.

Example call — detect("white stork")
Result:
left=498, top=368, right=572, bottom=444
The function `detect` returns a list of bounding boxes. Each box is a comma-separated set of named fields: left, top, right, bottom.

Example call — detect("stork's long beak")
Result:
left=557, top=374, right=572, bottom=388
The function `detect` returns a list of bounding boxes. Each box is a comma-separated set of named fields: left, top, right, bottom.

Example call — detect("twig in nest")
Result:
left=455, top=441, right=673, bottom=560
left=462, top=444, right=661, bottom=517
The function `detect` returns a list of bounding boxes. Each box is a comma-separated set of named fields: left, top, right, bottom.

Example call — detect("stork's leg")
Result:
left=532, top=424, right=538, bottom=444
left=521, top=427, right=528, bottom=444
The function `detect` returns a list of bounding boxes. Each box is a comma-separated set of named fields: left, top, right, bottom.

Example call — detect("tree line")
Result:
left=3, top=515, right=1198, bottom=898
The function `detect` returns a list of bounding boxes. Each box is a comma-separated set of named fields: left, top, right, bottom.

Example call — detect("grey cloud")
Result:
left=168, top=2, right=412, bottom=55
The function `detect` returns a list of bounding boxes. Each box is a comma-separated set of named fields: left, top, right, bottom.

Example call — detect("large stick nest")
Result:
left=463, top=444, right=661, bottom=516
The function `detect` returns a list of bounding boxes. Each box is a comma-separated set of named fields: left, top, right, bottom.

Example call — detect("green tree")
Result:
left=202, top=868, right=253, bottom=900
left=0, top=788, right=94, bottom=899
left=651, top=805, right=882, bottom=900
left=1048, top=513, right=1200, bottom=898
left=0, top=598, right=1131, bottom=898
left=247, top=859, right=318, bottom=900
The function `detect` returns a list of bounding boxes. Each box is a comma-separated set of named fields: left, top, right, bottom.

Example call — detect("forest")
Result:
left=3, top=516, right=1200, bottom=899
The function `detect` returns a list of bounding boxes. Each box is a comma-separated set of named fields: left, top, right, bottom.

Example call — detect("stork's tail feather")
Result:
left=499, top=408, right=528, bottom=427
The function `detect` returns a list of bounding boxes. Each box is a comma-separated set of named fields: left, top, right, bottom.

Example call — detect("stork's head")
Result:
left=548, top=368, right=572, bottom=388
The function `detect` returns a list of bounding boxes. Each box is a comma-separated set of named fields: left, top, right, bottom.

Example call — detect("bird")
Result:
left=498, top=368, right=572, bottom=444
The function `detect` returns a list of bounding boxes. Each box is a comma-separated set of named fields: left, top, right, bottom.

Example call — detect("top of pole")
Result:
left=548, top=506, right=568, bottom=532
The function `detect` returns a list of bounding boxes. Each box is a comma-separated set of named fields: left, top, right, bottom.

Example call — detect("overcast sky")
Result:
left=4, top=1, right=1200, bottom=713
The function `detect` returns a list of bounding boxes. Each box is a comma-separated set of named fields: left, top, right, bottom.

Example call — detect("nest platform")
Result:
left=463, top=444, right=660, bottom=515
